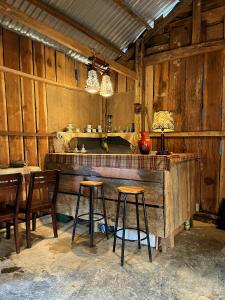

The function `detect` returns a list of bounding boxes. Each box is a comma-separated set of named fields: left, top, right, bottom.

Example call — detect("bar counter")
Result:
left=45, top=153, right=201, bottom=252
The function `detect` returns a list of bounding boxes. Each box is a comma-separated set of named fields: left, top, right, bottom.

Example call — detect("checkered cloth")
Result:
left=46, top=153, right=200, bottom=171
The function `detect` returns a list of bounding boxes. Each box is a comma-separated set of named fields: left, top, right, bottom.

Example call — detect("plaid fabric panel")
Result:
left=46, top=153, right=200, bottom=171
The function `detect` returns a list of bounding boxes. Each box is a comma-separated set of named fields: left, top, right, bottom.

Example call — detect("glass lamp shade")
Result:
left=152, top=111, right=174, bottom=133
left=100, top=74, right=114, bottom=98
left=85, top=69, right=100, bottom=94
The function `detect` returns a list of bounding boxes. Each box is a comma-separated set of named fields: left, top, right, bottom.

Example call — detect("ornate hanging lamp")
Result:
left=85, top=56, right=113, bottom=97
left=85, top=57, right=100, bottom=94
left=100, top=71, right=114, bottom=98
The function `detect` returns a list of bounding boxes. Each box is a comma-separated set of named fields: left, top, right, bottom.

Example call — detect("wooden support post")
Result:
left=135, top=40, right=145, bottom=133
left=20, top=36, right=38, bottom=166
left=140, top=41, right=145, bottom=132
left=3, top=29, right=24, bottom=162
left=144, top=65, right=154, bottom=132
left=219, top=50, right=225, bottom=207
left=135, top=40, right=141, bottom=134
left=33, top=42, right=48, bottom=169
left=0, top=29, right=9, bottom=165
left=192, top=0, right=201, bottom=44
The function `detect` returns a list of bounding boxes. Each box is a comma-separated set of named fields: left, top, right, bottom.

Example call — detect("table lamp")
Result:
left=152, top=111, right=174, bottom=155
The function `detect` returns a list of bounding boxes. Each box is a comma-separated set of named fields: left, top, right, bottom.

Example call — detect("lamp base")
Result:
left=156, top=150, right=170, bottom=155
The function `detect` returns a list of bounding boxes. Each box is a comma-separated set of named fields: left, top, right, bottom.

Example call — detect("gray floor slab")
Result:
left=0, top=220, right=225, bottom=300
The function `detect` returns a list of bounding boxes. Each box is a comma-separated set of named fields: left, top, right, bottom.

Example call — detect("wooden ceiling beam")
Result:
left=145, top=39, right=225, bottom=65
left=0, top=1, right=137, bottom=80
left=112, top=0, right=151, bottom=29
left=27, top=0, right=123, bottom=56
left=143, top=0, right=193, bottom=43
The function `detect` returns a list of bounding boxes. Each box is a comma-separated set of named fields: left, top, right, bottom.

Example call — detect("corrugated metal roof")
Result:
left=1, top=0, right=180, bottom=64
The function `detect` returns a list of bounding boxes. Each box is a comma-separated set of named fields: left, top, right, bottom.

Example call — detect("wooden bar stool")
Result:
left=113, top=186, right=152, bottom=266
left=72, top=181, right=109, bottom=247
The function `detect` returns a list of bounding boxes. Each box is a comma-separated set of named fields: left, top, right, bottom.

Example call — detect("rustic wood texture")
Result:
left=0, top=1, right=137, bottom=80
left=143, top=0, right=225, bottom=215
left=0, top=27, right=129, bottom=169
left=20, top=36, right=38, bottom=166
left=148, top=50, right=224, bottom=214
left=3, top=29, right=24, bottom=162
left=46, top=157, right=200, bottom=246
left=33, top=42, right=48, bottom=169
left=0, top=29, right=9, bottom=164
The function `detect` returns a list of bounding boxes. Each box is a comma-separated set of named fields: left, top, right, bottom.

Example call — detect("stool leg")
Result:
left=89, top=187, right=94, bottom=247
left=121, top=194, right=127, bottom=266
left=72, top=186, right=81, bottom=242
left=141, top=193, right=152, bottom=262
left=113, top=192, right=121, bottom=252
left=101, top=186, right=109, bottom=240
left=135, top=194, right=141, bottom=249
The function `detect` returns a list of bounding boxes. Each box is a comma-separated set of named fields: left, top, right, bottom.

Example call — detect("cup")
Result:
left=92, top=129, right=97, bottom=133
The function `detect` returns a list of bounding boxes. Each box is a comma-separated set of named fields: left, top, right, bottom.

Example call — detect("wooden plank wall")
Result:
left=0, top=27, right=135, bottom=169
left=144, top=0, right=225, bottom=215
left=107, top=72, right=135, bottom=132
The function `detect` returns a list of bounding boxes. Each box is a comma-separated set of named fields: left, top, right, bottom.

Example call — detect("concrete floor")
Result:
left=0, top=219, right=225, bottom=300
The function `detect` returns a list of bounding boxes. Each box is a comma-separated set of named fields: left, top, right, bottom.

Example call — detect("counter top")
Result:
left=46, top=153, right=200, bottom=171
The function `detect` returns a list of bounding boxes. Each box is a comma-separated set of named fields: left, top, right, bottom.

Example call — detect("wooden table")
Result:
left=0, top=166, right=41, bottom=175
left=46, top=153, right=201, bottom=252
left=0, top=166, right=41, bottom=202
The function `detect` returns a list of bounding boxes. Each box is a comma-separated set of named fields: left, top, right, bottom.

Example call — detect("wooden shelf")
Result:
left=57, top=132, right=139, bottom=147
left=57, top=132, right=137, bottom=138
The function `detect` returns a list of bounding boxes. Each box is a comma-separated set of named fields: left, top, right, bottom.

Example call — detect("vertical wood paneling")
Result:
left=153, top=62, right=169, bottom=111
left=20, top=36, right=38, bottom=165
left=203, top=51, right=223, bottom=131
left=77, top=62, right=87, bottom=89
left=0, top=29, right=9, bottom=164
left=167, top=59, right=186, bottom=153
left=3, top=29, right=24, bottom=161
left=201, top=51, right=223, bottom=213
left=33, top=41, right=48, bottom=169
left=117, top=74, right=126, bottom=92
left=219, top=50, right=225, bottom=207
left=65, top=56, right=77, bottom=86
left=148, top=49, right=224, bottom=214
left=56, top=52, right=65, bottom=84
left=45, top=47, right=56, bottom=81
left=145, top=65, right=153, bottom=132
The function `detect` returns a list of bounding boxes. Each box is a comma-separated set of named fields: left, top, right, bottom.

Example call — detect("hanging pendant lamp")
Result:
left=85, top=68, right=100, bottom=94
left=100, top=73, right=114, bottom=98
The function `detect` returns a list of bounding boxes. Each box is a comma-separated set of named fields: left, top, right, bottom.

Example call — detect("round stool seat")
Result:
left=80, top=180, right=103, bottom=187
left=117, top=186, right=144, bottom=194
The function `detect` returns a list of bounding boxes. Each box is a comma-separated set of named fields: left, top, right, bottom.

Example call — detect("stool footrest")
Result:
left=115, top=227, right=148, bottom=242
left=77, top=212, right=105, bottom=223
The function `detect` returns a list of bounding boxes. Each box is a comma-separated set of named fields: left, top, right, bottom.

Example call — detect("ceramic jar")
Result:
left=138, top=132, right=152, bottom=155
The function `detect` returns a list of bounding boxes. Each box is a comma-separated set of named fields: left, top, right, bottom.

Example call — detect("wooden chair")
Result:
left=0, top=173, right=22, bottom=254
left=20, top=170, right=59, bottom=248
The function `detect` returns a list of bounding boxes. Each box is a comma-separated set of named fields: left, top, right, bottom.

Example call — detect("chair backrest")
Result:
left=0, top=173, right=22, bottom=214
left=26, top=170, right=59, bottom=211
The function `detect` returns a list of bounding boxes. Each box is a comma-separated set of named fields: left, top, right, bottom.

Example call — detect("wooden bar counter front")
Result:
left=45, top=153, right=200, bottom=252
